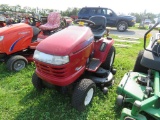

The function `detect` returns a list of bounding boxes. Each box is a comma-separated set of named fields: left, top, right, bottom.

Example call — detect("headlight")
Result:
left=0, top=36, right=4, bottom=41
left=33, top=50, right=69, bottom=65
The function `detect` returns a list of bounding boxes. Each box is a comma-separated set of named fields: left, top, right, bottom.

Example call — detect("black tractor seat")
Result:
left=31, top=26, right=41, bottom=42
left=89, top=15, right=106, bottom=39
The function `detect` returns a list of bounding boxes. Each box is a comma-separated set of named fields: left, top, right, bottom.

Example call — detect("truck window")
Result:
left=102, top=8, right=107, bottom=15
left=90, top=8, right=97, bottom=15
left=107, top=9, right=113, bottom=16
left=97, top=9, right=101, bottom=14
left=80, top=8, right=89, bottom=14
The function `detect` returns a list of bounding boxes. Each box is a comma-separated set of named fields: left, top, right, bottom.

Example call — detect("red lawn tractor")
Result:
left=0, top=12, right=65, bottom=71
left=32, top=15, right=116, bottom=111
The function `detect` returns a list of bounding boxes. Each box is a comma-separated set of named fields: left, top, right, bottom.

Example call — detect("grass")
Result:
left=0, top=36, right=145, bottom=120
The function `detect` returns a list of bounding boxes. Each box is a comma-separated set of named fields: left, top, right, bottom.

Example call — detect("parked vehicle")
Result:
left=70, top=15, right=78, bottom=20
left=32, top=16, right=116, bottom=111
left=63, top=16, right=73, bottom=26
left=116, top=21, right=160, bottom=120
left=0, top=12, right=6, bottom=27
left=143, top=18, right=152, bottom=25
left=149, top=18, right=160, bottom=29
left=0, top=12, right=66, bottom=71
left=78, top=7, right=136, bottom=32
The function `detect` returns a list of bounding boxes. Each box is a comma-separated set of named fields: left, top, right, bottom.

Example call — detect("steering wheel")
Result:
left=74, top=19, right=95, bottom=26
left=29, top=17, right=42, bottom=26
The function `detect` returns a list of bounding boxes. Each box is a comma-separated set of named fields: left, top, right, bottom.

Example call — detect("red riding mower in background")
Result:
left=32, top=15, right=116, bottom=111
left=0, top=21, right=6, bottom=27
left=63, top=16, right=73, bottom=27
left=0, top=14, right=6, bottom=27
left=0, top=12, right=66, bottom=71
left=21, top=15, right=42, bottom=27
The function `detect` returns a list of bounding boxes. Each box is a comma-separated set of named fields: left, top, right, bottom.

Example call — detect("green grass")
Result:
left=0, top=36, right=145, bottom=120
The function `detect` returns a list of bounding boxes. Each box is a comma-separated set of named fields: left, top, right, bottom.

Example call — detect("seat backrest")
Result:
left=89, top=15, right=106, bottom=27
left=47, top=12, right=61, bottom=26
left=89, top=16, right=107, bottom=39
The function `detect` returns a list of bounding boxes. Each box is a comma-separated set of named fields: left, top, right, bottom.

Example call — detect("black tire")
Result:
left=32, top=72, right=44, bottom=91
left=117, top=21, right=128, bottom=32
left=71, top=79, right=96, bottom=111
left=133, top=50, right=148, bottom=73
left=6, top=55, right=28, bottom=71
left=101, top=46, right=115, bottom=70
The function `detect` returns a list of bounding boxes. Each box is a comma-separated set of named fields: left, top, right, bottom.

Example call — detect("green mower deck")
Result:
left=117, top=71, right=160, bottom=120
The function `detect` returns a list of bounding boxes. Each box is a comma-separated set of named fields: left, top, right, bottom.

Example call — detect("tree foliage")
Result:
left=0, top=4, right=80, bottom=17
left=0, top=4, right=159, bottom=21
left=61, top=7, right=80, bottom=16
left=130, top=12, right=157, bottom=23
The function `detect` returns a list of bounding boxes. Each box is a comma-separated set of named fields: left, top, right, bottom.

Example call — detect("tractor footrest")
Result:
left=87, top=58, right=101, bottom=71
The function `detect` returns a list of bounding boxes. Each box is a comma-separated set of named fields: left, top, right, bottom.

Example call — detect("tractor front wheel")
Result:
left=71, top=79, right=96, bottom=111
left=6, top=55, right=28, bottom=71
left=32, top=72, right=44, bottom=91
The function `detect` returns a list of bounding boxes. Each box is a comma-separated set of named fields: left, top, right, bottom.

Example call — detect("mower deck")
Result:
left=118, top=71, right=160, bottom=119
left=145, top=107, right=160, bottom=118
left=117, top=72, right=147, bottom=101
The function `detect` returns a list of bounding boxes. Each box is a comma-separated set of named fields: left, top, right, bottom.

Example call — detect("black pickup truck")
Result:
left=78, top=7, right=136, bottom=32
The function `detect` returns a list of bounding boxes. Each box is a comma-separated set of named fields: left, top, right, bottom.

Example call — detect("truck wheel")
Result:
left=6, top=55, right=28, bottom=71
left=71, top=79, right=96, bottom=111
left=117, top=21, right=128, bottom=32
left=133, top=50, right=148, bottom=73
left=101, top=46, right=115, bottom=70
left=32, top=72, right=44, bottom=91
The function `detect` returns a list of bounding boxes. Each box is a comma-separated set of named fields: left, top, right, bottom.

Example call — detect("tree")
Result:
left=61, top=7, right=80, bottom=17
left=0, top=4, right=9, bottom=11
left=130, top=12, right=156, bottom=23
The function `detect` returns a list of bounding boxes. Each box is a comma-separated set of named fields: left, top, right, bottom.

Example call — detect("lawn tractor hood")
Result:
left=0, top=23, right=33, bottom=54
left=0, top=23, right=32, bottom=34
left=36, top=26, right=94, bottom=56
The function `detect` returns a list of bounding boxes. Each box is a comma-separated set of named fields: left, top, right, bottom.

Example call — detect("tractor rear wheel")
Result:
left=6, top=55, right=28, bottom=71
left=133, top=50, right=148, bottom=73
left=71, top=79, right=96, bottom=111
left=101, top=46, right=115, bottom=70
left=32, top=72, right=44, bottom=91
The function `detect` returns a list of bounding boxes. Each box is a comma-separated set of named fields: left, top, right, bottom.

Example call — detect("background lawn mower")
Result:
left=0, top=12, right=66, bottom=71
left=31, top=15, right=116, bottom=111
left=116, top=21, right=160, bottom=120
left=0, top=12, right=6, bottom=27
